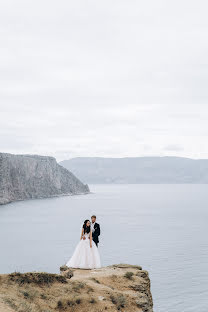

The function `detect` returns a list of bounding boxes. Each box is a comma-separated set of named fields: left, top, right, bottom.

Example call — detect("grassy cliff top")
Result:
left=0, top=264, right=153, bottom=312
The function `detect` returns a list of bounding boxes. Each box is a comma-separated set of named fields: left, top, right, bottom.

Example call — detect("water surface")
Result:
left=0, top=184, right=207, bottom=312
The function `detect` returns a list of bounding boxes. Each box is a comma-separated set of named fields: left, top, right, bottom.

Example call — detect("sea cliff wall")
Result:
left=0, top=153, right=89, bottom=205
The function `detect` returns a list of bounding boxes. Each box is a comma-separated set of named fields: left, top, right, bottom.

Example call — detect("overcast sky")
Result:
left=0, top=0, right=208, bottom=161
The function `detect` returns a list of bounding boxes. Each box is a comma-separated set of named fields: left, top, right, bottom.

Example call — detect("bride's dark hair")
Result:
left=83, top=219, right=91, bottom=234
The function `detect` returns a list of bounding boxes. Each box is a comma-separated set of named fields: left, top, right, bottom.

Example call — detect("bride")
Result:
left=66, top=220, right=101, bottom=269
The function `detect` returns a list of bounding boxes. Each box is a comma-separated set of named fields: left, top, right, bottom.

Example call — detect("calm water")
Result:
left=0, top=184, right=208, bottom=312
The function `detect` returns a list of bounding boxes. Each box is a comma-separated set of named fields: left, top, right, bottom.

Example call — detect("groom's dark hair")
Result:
left=91, top=215, right=96, bottom=218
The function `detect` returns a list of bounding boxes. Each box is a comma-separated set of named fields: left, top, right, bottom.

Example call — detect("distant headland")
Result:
left=60, top=156, right=208, bottom=184
left=0, top=153, right=89, bottom=205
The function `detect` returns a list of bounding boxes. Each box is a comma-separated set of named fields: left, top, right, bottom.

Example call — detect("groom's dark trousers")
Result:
left=92, top=223, right=100, bottom=247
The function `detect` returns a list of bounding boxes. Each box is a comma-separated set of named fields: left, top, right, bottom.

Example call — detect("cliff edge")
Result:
left=0, top=264, right=153, bottom=312
left=0, top=153, right=89, bottom=205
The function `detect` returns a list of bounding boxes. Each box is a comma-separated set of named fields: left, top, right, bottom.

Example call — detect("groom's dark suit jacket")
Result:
left=92, top=222, right=100, bottom=245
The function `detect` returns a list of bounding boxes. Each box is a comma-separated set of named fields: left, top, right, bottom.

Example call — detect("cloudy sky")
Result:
left=0, top=0, right=208, bottom=161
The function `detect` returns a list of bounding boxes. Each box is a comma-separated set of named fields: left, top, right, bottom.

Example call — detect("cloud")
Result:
left=0, top=0, right=208, bottom=160
left=163, top=145, right=184, bottom=152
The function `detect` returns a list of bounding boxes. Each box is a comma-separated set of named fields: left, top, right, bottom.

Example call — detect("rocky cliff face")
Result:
left=0, top=153, right=90, bottom=205
left=0, top=264, right=153, bottom=312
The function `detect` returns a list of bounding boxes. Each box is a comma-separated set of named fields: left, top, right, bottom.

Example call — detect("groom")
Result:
left=91, top=215, right=100, bottom=247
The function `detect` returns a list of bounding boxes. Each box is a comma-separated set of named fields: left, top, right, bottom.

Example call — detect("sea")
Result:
left=0, top=184, right=207, bottom=312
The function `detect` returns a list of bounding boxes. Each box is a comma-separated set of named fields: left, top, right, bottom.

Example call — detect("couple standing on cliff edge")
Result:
left=66, top=215, right=101, bottom=269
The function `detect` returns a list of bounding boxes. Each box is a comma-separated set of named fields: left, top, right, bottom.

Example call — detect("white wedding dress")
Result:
left=66, top=231, right=101, bottom=269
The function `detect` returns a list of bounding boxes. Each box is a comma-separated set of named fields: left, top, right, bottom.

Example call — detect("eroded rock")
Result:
left=0, top=153, right=89, bottom=205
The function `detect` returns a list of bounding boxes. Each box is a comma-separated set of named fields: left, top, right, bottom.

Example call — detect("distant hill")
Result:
left=0, top=153, right=89, bottom=205
left=59, top=156, right=208, bottom=184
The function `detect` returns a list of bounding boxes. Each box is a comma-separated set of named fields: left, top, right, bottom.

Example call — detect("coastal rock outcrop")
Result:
left=0, top=153, right=89, bottom=205
left=0, top=264, right=153, bottom=312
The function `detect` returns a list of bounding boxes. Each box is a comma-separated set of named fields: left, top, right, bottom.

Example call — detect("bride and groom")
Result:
left=66, top=215, right=101, bottom=269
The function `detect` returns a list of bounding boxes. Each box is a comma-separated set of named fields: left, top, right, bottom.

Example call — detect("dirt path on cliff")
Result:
left=0, top=299, right=14, bottom=312
left=70, top=265, right=141, bottom=295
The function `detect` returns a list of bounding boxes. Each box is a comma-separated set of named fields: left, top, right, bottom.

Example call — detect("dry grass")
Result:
left=124, top=271, right=134, bottom=280
left=90, top=277, right=100, bottom=284
left=0, top=266, right=153, bottom=312
left=8, top=272, right=68, bottom=286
